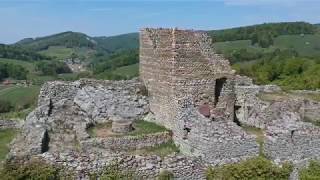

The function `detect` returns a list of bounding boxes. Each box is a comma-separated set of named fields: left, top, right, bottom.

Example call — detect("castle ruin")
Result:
left=4, top=28, right=320, bottom=179
left=140, top=28, right=259, bottom=164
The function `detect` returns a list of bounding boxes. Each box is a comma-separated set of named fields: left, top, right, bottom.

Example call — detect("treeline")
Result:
left=92, top=50, right=138, bottom=74
left=35, top=61, right=72, bottom=76
left=0, top=62, right=28, bottom=80
left=17, top=32, right=96, bottom=51
left=209, top=22, right=317, bottom=48
left=233, top=50, right=320, bottom=90
left=0, top=44, right=50, bottom=61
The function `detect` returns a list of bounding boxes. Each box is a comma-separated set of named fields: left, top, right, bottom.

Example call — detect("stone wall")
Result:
left=140, top=28, right=235, bottom=128
left=264, top=121, right=320, bottom=164
left=38, top=151, right=207, bottom=180
left=81, top=131, right=172, bottom=152
left=140, top=28, right=260, bottom=164
left=9, top=79, right=149, bottom=158
left=173, top=104, right=259, bottom=165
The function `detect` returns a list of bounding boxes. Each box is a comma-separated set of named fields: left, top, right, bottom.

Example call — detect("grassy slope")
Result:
left=0, top=85, right=40, bottom=109
left=274, top=34, right=320, bottom=57
left=39, top=46, right=74, bottom=59
left=0, top=129, right=17, bottom=160
left=214, top=34, right=320, bottom=57
left=0, top=58, right=35, bottom=72
left=111, top=63, right=139, bottom=77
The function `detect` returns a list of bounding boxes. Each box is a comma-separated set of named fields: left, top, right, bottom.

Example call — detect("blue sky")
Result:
left=1, top=0, right=320, bottom=44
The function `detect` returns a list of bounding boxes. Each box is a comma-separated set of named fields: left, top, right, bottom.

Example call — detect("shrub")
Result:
left=206, top=157, right=293, bottom=180
left=90, top=161, right=135, bottom=180
left=0, top=159, right=65, bottom=180
left=299, top=161, right=320, bottom=180
left=0, top=99, right=12, bottom=113
left=158, top=170, right=174, bottom=180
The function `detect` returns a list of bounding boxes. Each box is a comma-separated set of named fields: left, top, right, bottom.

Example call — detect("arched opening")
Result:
left=214, top=78, right=227, bottom=107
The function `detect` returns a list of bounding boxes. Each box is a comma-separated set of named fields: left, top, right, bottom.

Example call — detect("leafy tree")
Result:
left=36, top=61, right=71, bottom=76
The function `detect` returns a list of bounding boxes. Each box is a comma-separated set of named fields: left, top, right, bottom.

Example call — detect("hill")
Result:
left=16, top=31, right=96, bottom=51
left=208, top=22, right=318, bottom=48
left=15, top=32, right=139, bottom=61
left=93, top=33, right=139, bottom=54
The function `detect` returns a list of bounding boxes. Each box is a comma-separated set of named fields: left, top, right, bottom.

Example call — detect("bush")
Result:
left=206, top=157, right=293, bottom=180
left=299, top=161, right=320, bottom=180
left=158, top=170, right=174, bottom=180
left=90, top=161, right=135, bottom=180
left=0, top=159, right=67, bottom=180
left=0, top=99, right=12, bottom=113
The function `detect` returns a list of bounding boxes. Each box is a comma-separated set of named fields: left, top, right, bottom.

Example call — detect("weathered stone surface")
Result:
left=37, top=151, right=207, bottom=180
left=81, top=131, right=172, bottom=153
left=140, top=28, right=259, bottom=164
left=9, top=78, right=149, bottom=158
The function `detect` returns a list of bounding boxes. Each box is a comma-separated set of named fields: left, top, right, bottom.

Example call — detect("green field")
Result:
left=0, top=129, right=17, bottom=160
left=274, top=34, right=320, bottom=57
left=0, top=85, right=40, bottom=110
left=39, top=46, right=74, bottom=59
left=214, top=34, right=320, bottom=58
left=111, top=63, right=139, bottom=78
left=0, top=58, right=35, bottom=72
left=39, top=46, right=95, bottom=60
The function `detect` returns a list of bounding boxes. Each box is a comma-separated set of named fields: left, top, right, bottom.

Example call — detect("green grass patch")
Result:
left=0, top=129, right=17, bottom=161
left=0, top=108, right=33, bottom=120
left=274, top=34, right=320, bottom=57
left=0, top=85, right=40, bottom=111
left=207, top=157, right=293, bottom=180
left=128, top=120, right=168, bottom=136
left=88, top=120, right=169, bottom=138
left=257, top=92, right=290, bottom=102
left=299, top=161, right=320, bottom=180
left=39, top=46, right=74, bottom=60
left=0, top=58, right=35, bottom=72
left=111, top=63, right=139, bottom=78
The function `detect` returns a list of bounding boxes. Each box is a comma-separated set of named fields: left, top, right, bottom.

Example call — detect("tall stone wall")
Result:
left=140, top=28, right=259, bottom=164
left=140, top=28, right=235, bottom=128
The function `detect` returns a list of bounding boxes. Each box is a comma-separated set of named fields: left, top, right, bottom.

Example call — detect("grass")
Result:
left=0, top=58, right=35, bottom=72
left=0, top=108, right=33, bottom=120
left=303, top=116, right=320, bottom=127
left=257, top=92, right=290, bottom=102
left=242, top=125, right=265, bottom=156
left=0, top=129, right=17, bottom=161
left=214, top=34, right=320, bottom=58
left=130, top=140, right=179, bottom=158
left=0, top=85, right=40, bottom=111
left=39, top=46, right=74, bottom=60
left=88, top=120, right=169, bottom=138
left=274, top=34, right=320, bottom=57
left=111, top=63, right=139, bottom=78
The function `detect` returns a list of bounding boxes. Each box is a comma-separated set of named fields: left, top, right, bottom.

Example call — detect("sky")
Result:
left=0, top=0, right=320, bottom=44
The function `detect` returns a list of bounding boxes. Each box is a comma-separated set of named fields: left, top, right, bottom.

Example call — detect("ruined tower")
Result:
left=140, top=28, right=259, bottom=164
left=140, top=28, right=235, bottom=126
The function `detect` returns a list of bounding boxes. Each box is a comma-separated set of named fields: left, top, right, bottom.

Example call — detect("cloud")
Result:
left=222, top=0, right=304, bottom=6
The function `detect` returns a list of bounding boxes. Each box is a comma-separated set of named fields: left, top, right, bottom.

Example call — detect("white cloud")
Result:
left=222, top=0, right=307, bottom=6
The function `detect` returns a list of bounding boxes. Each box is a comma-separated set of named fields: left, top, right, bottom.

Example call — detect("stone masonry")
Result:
left=140, top=28, right=259, bottom=164
left=6, top=28, right=320, bottom=179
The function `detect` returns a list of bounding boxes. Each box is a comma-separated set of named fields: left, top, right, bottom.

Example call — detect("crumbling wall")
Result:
left=173, top=104, right=259, bottom=165
left=264, top=121, right=320, bottom=163
left=81, top=131, right=172, bottom=153
left=39, top=152, right=207, bottom=180
left=140, top=28, right=235, bottom=128
left=9, top=79, right=149, bottom=158
left=140, top=29, right=259, bottom=164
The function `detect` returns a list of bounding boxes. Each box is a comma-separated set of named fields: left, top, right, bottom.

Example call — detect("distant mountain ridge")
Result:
left=15, top=31, right=139, bottom=54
